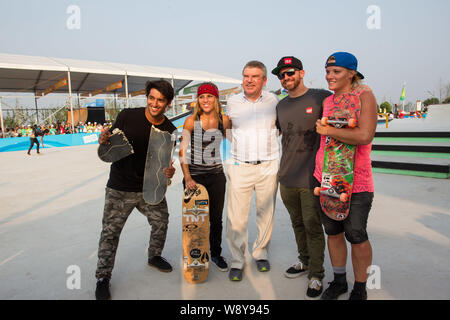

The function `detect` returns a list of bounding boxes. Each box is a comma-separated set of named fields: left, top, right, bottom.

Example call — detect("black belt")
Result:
left=244, top=160, right=263, bottom=165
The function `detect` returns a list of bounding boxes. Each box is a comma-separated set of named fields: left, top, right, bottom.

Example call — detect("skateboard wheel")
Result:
left=348, top=118, right=357, bottom=128
left=321, top=117, right=328, bottom=126
left=314, top=187, right=321, bottom=196
left=340, top=193, right=349, bottom=202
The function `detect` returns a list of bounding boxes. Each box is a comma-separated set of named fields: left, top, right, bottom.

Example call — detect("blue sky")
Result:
left=1, top=0, right=449, bottom=104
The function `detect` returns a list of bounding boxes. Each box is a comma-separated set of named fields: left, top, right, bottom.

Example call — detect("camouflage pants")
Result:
left=95, top=187, right=169, bottom=280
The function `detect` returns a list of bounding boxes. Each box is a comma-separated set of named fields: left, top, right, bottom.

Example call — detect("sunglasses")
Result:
left=277, top=69, right=298, bottom=80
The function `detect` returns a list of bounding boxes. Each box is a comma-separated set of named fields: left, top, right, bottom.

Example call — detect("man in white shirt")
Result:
left=226, top=60, right=279, bottom=281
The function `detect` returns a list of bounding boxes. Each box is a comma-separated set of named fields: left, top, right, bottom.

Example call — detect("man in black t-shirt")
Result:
left=95, top=80, right=177, bottom=300
left=272, top=56, right=331, bottom=299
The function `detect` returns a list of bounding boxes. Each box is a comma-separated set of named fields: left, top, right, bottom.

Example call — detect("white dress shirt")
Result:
left=226, top=90, right=279, bottom=162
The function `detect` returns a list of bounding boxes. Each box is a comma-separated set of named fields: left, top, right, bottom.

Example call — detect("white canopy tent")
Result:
left=0, top=52, right=241, bottom=133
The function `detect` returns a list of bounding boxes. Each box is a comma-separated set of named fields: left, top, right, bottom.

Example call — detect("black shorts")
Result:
left=313, top=178, right=373, bottom=244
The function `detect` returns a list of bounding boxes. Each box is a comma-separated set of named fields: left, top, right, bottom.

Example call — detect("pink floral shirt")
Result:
left=314, top=88, right=374, bottom=193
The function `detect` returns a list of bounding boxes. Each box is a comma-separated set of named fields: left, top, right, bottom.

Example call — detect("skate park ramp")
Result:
left=372, top=104, right=450, bottom=178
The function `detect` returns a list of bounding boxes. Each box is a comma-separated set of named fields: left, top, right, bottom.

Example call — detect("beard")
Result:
left=282, top=77, right=301, bottom=91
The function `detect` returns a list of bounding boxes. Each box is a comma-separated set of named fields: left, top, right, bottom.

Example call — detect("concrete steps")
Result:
left=371, top=132, right=450, bottom=178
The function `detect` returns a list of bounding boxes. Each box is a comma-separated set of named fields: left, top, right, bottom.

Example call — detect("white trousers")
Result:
left=225, top=159, right=278, bottom=269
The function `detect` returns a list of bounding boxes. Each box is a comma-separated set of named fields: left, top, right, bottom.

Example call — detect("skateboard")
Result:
left=182, top=184, right=210, bottom=284
left=314, top=98, right=359, bottom=221
left=142, top=126, right=176, bottom=205
left=98, top=128, right=134, bottom=162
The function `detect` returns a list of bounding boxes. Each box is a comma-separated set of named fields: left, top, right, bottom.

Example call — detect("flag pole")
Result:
left=400, top=82, right=406, bottom=112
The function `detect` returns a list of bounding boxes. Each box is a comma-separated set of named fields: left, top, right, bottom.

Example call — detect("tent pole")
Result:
left=77, top=93, right=81, bottom=123
left=124, top=72, right=129, bottom=109
left=34, top=94, right=39, bottom=124
left=0, top=97, right=5, bottom=138
left=171, top=76, right=175, bottom=116
left=67, top=69, right=75, bottom=133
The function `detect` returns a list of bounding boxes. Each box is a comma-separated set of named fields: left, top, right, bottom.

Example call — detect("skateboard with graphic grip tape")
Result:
left=314, top=114, right=358, bottom=221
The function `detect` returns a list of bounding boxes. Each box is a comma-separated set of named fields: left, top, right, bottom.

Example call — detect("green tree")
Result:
left=423, top=97, right=439, bottom=106
left=442, top=96, right=450, bottom=104
left=4, top=110, right=17, bottom=128
left=379, top=101, right=392, bottom=113
left=15, top=107, right=26, bottom=126
left=105, top=99, right=123, bottom=122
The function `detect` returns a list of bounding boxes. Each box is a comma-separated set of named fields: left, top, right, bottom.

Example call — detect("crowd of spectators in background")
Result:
left=1, top=121, right=112, bottom=138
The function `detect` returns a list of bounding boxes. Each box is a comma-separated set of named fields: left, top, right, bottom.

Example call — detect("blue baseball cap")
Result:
left=325, top=52, right=364, bottom=79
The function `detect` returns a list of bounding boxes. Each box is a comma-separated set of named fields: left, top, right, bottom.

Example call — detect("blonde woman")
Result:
left=314, top=52, right=377, bottom=300
left=180, top=82, right=231, bottom=271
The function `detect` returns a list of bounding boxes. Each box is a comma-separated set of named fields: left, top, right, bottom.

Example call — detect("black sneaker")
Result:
left=211, top=256, right=228, bottom=272
left=306, top=277, right=323, bottom=300
left=349, top=288, right=368, bottom=300
left=256, top=259, right=270, bottom=272
left=95, top=278, right=111, bottom=300
left=148, top=256, right=173, bottom=273
left=229, top=268, right=243, bottom=281
left=284, top=261, right=308, bottom=278
left=321, top=280, right=348, bottom=300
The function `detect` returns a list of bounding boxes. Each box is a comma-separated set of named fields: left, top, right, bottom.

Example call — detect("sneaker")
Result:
left=321, top=280, right=348, bottom=300
left=211, top=256, right=228, bottom=272
left=305, top=277, right=323, bottom=300
left=148, top=256, right=173, bottom=273
left=349, top=288, right=368, bottom=300
left=284, top=261, right=308, bottom=278
left=95, top=278, right=111, bottom=300
left=256, top=259, right=270, bottom=272
left=229, top=268, right=243, bottom=281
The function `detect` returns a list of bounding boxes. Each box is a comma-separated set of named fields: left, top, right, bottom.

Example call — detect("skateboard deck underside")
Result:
left=143, top=126, right=174, bottom=205
left=97, top=128, right=134, bottom=163
left=182, top=184, right=210, bottom=284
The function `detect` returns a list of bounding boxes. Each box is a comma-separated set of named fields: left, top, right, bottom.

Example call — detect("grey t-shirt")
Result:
left=276, top=88, right=332, bottom=188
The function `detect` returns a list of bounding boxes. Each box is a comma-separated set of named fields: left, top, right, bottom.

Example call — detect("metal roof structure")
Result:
left=0, top=52, right=241, bottom=95
left=0, top=52, right=241, bottom=132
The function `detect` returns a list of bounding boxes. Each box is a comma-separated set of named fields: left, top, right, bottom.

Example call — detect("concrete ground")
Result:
left=0, top=144, right=449, bottom=300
